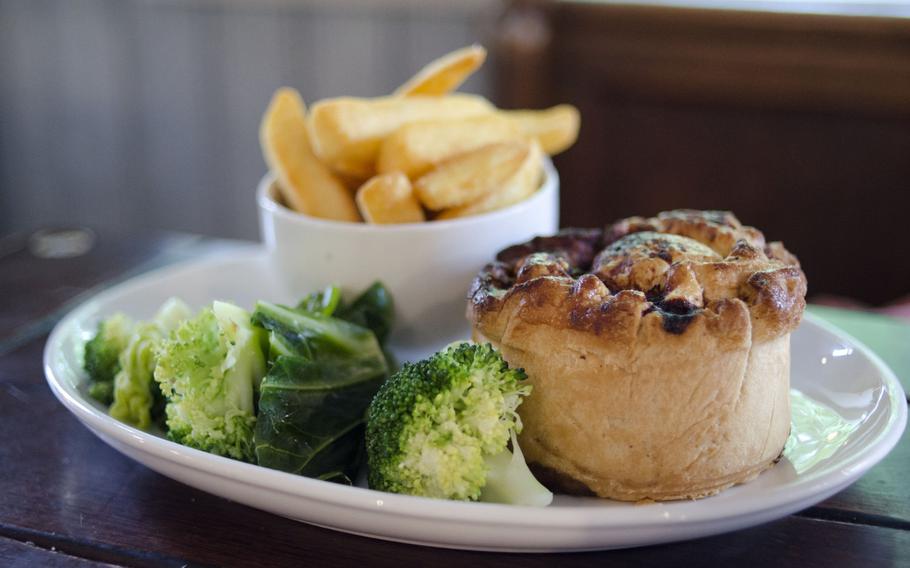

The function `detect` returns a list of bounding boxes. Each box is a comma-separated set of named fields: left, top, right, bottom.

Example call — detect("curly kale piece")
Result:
left=154, top=301, right=266, bottom=461
left=84, top=313, right=134, bottom=404
left=366, top=342, right=551, bottom=505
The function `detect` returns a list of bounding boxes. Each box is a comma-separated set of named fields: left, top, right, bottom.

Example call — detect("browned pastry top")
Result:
left=469, top=210, right=807, bottom=344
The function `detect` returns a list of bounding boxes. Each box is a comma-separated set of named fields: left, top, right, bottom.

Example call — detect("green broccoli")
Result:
left=365, top=342, right=552, bottom=506
left=154, top=301, right=266, bottom=461
left=108, top=322, right=160, bottom=429
left=84, top=313, right=134, bottom=404
left=109, top=298, right=191, bottom=430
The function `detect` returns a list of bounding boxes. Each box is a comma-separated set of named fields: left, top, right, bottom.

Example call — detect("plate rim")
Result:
left=42, top=247, right=908, bottom=532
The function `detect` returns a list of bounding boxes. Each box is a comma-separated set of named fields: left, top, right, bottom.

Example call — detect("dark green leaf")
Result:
left=336, top=282, right=395, bottom=345
left=254, top=355, right=386, bottom=478
left=252, top=301, right=384, bottom=363
left=296, top=285, right=343, bottom=317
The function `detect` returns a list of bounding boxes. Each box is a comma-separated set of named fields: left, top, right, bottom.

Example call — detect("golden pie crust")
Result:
left=468, top=210, right=807, bottom=501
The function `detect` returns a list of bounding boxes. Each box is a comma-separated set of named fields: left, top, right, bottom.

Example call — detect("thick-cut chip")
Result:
left=307, top=94, right=494, bottom=179
left=260, top=88, right=360, bottom=222
left=436, top=141, right=543, bottom=220
left=393, top=44, right=486, bottom=97
left=414, top=141, right=530, bottom=212
left=502, top=104, right=581, bottom=155
left=377, top=115, right=521, bottom=179
left=356, top=172, right=426, bottom=224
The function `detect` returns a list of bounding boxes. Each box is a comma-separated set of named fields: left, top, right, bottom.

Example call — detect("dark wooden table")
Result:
left=1, top=231, right=907, bottom=567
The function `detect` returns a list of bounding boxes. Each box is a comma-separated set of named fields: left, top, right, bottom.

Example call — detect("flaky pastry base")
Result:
left=468, top=210, right=806, bottom=501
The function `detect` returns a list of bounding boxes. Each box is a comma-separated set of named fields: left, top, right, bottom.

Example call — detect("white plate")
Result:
left=44, top=248, right=907, bottom=552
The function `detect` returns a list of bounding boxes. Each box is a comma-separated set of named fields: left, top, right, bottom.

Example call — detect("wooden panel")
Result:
left=554, top=3, right=910, bottom=114
left=496, top=2, right=910, bottom=305
left=0, top=534, right=115, bottom=568
left=0, top=232, right=195, bottom=345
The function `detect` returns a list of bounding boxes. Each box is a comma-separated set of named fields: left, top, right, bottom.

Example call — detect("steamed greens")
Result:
left=81, top=284, right=555, bottom=506
left=154, top=301, right=266, bottom=461
left=109, top=298, right=192, bottom=430
left=254, top=356, right=386, bottom=483
left=250, top=292, right=390, bottom=479
left=82, top=283, right=394, bottom=484
left=365, top=342, right=552, bottom=506
left=334, top=282, right=395, bottom=345
left=252, top=300, right=385, bottom=362
left=84, top=313, right=134, bottom=404
left=295, top=285, right=343, bottom=317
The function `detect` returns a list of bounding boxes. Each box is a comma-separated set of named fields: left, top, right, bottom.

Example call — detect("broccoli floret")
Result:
left=109, top=322, right=160, bottom=429
left=154, top=301, right=266, bottom=461
left=84, top=313, right=134, bottom=404
left=109, top=298, right=192, bottom=430
left=479, top=430, right=553, bottom=507
left=366, top=343, right=552, bottom=505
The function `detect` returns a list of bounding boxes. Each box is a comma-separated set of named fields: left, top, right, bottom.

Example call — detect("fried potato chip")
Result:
left=393, top=44, right=487, bottom=97
left=355, top=172, right=426, bottom=224
left=502, top=104, right=581, bottom=155
left=377, top=115, right=521, bottom=179
left=260, top=88, right=360, bottom=222
left=415, top=141, right=530, bottom=212
left=307, top=94, right=494, bottom=179
left=436, top=141, right=543, bottom=220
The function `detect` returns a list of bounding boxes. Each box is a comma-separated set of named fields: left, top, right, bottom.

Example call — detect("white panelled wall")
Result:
left=0, top=0, right=497, bottom=238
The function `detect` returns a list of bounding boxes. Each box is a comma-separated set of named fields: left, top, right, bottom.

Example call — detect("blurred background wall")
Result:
left=0, top=0, right=496, bottom=239
left=2, top=0, right=910, bottom=303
